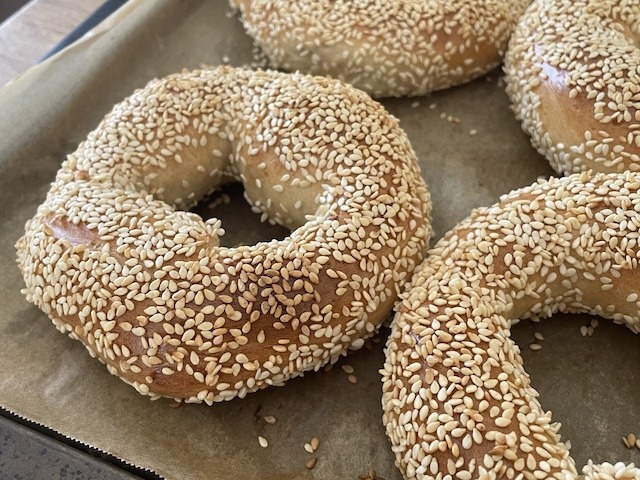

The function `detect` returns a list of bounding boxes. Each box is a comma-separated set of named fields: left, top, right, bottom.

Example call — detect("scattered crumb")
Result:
left=264, top=415, right=276, bottom=425
left=411, top=100, right=420, bottom=108
left=580, top=325, right=588, bottom=336
left=469, top=128, right=478, bottom=136
left=222, top=55, right=230, bottom=64
left=429, top=102, right=437, bottom=110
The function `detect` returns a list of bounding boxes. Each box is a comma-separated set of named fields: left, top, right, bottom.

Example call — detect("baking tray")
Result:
left=0, top=1, right=638, bottom=479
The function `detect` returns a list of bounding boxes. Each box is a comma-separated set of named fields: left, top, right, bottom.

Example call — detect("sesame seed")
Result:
left=310, top=437, right=320, bottom=451
left=258, top=436, right=268, bottom=448
left=341, top=364, right=354, bottom=374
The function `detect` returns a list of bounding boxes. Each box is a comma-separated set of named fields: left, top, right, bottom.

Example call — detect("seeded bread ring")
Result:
left=230, top=0, right=530, bottom=98
left=504, top=0, right=640, bottom=174
left=16, top=66, right=432, bottom=403
left=382, top=171, right=640, bottom=479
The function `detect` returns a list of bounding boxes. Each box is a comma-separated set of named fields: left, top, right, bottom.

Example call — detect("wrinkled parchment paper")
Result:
left=0, top=1, right=638, bottom=478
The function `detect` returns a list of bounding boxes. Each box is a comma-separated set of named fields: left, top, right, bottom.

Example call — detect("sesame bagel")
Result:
left=230, top=0, right=530, bottom=98
left=382, top=171, right=640, bottom=479
left=504, top=0, right=640, bottom=174
left=16, top=65, right=432, bottom=403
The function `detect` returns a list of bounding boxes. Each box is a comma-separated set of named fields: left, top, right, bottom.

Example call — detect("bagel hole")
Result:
left=190, top=183, right=290, bottom=247
left=510, top=313, right=640, bottom=467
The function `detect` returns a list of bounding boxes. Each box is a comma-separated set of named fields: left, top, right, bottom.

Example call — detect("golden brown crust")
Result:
left=16, top=66, right=432, bottom=403
left=231, top=0, right=530, bottom=98
left=382, top=170, right=640, bottom=479
left=505, top=0, right=640, bottom=174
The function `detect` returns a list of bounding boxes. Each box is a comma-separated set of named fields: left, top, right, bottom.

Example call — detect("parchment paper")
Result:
left=0, top=1, right=638, bottom=479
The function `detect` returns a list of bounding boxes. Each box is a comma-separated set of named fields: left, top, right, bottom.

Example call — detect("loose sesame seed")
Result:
left=341, top=364, right=354, bottom=374
left=310, top=437, right=320, bottom=451
left=258, top=436, right=268, bottom=448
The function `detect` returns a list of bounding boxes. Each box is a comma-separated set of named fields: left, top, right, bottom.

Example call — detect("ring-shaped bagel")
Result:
left=16, top=66, right=432, bottom=403
left=382, top=171, right=640, bottom=479
left=231, top=0, right=530, bottom=98
left=505, top=0, right=640, bottom=174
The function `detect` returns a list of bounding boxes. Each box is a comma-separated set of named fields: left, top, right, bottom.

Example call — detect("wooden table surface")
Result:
left=0, top=0, right=105, bottom=88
